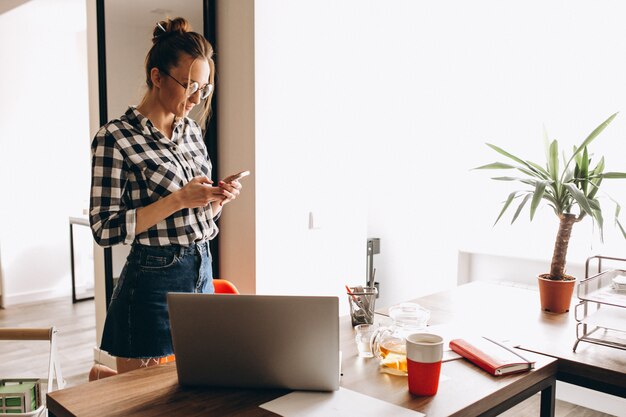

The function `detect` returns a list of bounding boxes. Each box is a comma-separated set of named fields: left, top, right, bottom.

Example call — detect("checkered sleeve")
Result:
left=89, top=128, right=136, bottom=246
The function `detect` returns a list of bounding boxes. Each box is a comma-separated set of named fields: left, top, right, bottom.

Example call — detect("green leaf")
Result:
left=573, top=145, right=582, bottom=167
left=527, top=160, right=550, bottom=178
left=547, top=140, right=559, bottom=181
left=563, top=183, right=594, bottom=216
left=526, top=165, right=550, bottom=180
left=593, top=156, right=605, bottom=175
left=593, top=209, right=604, bottom=243
left=580, top=147, right=589, bottom=195
left=616, top=218, right=626, bottom=239
left=562, top=168, right=574, bottom=183
left=491, top=176, right=517, bottom=181
left=541, top=189, right=559, bottom=207
left=493, top=191, right=519, bottom=226
left=571, top=112, right=618, bottom=161
left=485, top=144, right=546, bottom=179
left=474, top=162, right=516, bottom=170
left=486, top=143, right=527, bottom=165
left=520, top=178, right=540, bottom=187
left=547, top=203, right=559, bottom=216
left=530, top=180, right=550, bottom=220
left=512, top=194, right=532, bottom=224
left=587, top=176, right=603, bottom=200
left=600, top=172, right=626, bottom=179
left=588, top=199, right=601, bottom=211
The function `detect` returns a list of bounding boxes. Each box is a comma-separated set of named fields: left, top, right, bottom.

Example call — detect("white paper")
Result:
left=259, top=387, right=425, bottom=417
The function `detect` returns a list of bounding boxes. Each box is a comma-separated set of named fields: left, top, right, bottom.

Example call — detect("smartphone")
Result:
left=222, top=170, right=250, bottom=183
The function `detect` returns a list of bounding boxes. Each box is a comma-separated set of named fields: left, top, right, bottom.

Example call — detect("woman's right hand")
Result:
left=177, top=176, right=226, bottom=209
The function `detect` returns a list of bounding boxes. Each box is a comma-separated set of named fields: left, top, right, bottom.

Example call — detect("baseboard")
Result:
left=93, top=347, right=117, bottom=370
left=556, top=381, right=626, bottom=416
left=1, top=287, right=72, bottom=307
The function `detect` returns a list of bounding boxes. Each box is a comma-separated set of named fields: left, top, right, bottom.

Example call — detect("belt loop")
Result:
left=179, top=245, right=185, bottom=258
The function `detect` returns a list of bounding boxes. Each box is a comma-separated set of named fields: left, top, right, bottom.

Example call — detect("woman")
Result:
left=89, top=17, right=241, bottom=376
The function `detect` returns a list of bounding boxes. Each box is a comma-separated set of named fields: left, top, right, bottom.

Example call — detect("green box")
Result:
left=0, top=379, right=41, bottom=414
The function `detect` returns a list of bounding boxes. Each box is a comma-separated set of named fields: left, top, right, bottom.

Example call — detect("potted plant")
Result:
left=476, top=113, right=626, bottom=313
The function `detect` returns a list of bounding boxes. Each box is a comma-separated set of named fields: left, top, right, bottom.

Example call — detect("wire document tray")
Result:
left=573, top=256, right=626, bottom=352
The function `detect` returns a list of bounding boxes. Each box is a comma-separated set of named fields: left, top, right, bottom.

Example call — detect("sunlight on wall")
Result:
left=0, top=0, right=90, bottom=305
left=255, top=0, right=626, bottom=310
left=368, top=0, right=626, bottom=303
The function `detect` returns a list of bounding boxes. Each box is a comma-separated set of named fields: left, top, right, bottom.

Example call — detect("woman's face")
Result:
left=158, top=54, right=210, bottom=118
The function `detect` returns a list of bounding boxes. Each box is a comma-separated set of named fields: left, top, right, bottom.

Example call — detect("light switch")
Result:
left=308, top=211, right=321, bottom=230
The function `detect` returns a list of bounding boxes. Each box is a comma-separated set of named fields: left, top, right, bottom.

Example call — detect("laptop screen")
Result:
left=167, top=293, right=340, bottom=391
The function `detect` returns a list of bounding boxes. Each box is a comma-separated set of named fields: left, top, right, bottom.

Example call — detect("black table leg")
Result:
left=540, top=377, right=556, bottom=417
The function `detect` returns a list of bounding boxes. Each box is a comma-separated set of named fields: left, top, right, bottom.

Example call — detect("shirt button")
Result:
left=172, top=146, right=178, bottom=152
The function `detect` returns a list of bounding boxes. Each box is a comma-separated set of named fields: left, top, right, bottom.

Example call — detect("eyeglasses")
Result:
left=159, top=68, right=213, bottom=99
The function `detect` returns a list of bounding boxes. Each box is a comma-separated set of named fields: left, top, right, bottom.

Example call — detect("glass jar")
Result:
left=370, top=302, right=430, bottom=374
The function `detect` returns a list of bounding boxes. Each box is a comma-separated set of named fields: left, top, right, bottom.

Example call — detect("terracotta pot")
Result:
left=537, top=274, right=576, bottom=313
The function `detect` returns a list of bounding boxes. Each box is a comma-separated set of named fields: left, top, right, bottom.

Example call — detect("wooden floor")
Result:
left=0, top=298, right=95, bottom=388
left=0, top=298, right=615, bottom=416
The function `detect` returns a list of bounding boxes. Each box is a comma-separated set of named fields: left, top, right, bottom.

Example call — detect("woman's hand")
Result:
left=177, top=176, right=227, bottom=209
left=217, top=178, right=243, bottom=206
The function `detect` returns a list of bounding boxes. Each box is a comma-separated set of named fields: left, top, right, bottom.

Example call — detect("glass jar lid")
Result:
left=388, top=302, right=430, bottom=328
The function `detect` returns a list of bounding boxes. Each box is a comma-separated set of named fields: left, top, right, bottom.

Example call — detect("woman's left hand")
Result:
left=217, top=179, right=242, bottom=206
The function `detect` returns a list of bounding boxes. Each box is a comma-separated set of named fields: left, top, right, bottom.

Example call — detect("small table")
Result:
left=69, top=216, right=94, bottom=303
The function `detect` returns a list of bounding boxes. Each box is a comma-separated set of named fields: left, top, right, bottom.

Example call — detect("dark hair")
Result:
left=145, top=17, right=215, bottom=124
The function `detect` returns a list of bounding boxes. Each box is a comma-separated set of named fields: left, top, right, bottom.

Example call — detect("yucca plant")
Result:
left=476, top=113, right=626, bottom=281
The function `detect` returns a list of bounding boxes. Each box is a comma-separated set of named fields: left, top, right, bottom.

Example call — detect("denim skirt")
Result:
left=100, top=241, right=214, bottom=359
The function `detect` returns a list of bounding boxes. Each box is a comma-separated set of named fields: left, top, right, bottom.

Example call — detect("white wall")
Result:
left=4, top=0, right=626, bottom=314
left=216, top=0, right=257, bottom=295
left=255, top=1, right=368, bottom=312
left=0, top=0, right=90, bottom=306
left=368, top=0, right=626, bottom=306
left=250, top=0, right=626, bottom=311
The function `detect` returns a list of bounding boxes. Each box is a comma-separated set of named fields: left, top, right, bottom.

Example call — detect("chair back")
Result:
left=213, top=279, right=240, bottom=294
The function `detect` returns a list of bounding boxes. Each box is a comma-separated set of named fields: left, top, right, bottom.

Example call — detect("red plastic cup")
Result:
left=406, top=333, right=444, bottom=396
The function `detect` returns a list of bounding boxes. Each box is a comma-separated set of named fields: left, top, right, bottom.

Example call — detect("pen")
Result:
left=346, top=285, right=373, bottom=323
left=345, top=285, right=359, bottom=302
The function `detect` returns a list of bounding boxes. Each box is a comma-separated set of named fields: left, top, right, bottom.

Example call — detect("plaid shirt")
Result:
left=90, top=107, right=218, bottom=247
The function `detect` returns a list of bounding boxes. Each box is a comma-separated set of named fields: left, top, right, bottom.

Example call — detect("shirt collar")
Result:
left=124, top=106, right=188, bottom=140
left=124, top=106, right=152, bottom=136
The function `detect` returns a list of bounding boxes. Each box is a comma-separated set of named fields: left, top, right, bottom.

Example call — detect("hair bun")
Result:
left=152, top=17, right=191, bottom=44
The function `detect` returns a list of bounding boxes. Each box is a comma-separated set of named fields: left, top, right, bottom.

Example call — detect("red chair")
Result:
left=213, top=279, right=240, bottom=294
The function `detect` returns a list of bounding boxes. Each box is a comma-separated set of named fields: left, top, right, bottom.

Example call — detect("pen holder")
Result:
left=347, top=286, right=377, bottom=326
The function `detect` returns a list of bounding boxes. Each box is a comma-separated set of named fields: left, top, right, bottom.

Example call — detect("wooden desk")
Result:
left=48, top=283, right=564, bottom=417
left=47, top=330, right=556, bottom=417
left=47, top=363, right=285, bottom=416
left=406, top=282, right=626, bottom=398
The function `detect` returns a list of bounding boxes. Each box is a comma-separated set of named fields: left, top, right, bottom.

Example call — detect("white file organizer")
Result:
left=573, top=256, right=626, bottom=352
left=0, top=327, right=65, bottom=416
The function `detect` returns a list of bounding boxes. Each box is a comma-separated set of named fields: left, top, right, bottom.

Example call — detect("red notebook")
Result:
left=449, top=337, right=535, bottom=376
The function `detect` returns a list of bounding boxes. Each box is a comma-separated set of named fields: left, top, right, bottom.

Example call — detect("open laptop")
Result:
left=167, top=293, right=340, bottom=391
